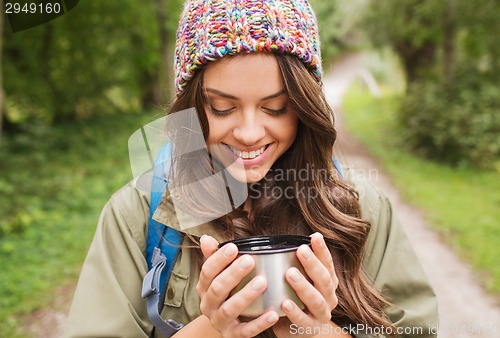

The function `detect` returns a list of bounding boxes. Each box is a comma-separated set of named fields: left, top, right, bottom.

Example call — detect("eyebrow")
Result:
left=205, top=88, right=286, bottom=101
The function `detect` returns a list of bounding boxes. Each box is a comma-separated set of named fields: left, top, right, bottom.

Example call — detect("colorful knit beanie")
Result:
left=174, top=0, right=322, bottom=95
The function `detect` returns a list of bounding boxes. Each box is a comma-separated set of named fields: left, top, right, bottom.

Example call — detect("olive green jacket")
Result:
left=63, top=170, right=438, bottom=337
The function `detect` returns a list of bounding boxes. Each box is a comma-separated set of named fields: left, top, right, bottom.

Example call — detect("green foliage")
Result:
left=359, top=0, right=500, bottom=168
left=166, top=0, right=186, bottom=33
left=3, top=0, right=161, bottom=124
left=401, top=69, right=500, bottom=168
left=0, top=112, right=153, bottom=336
left=343, top=86, right=500, bottom=294
left=458, top=0, right=500, bottom=60
left=398, top=0, right=500, bottom=168
left=309, top=0, right=342, bottom=63
left=363, top=0, right=445, bottom=49
left=309, top=0, right=369, bottom=64
left=362, top=0, right=445, bottom=81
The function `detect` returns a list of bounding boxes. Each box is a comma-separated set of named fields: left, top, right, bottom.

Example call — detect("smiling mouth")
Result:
left=227, top=144, right=269, bottom=159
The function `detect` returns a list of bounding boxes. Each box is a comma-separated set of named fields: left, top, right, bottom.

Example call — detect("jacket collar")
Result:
left=152, top=197, right=230, bottom=243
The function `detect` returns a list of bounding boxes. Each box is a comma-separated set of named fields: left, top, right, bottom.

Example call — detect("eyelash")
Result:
left=209, top=106, right=233, bottom=116
left=208, top=106, right=288, bottom=116
left=266, top=107, right=288, bottom=115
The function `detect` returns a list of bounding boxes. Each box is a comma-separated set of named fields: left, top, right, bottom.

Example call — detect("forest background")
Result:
left=0, top=0, right=498, bottom=336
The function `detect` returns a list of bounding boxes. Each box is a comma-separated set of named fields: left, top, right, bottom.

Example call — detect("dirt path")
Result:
left=326, top=53, right=500, bottom=338
left=23, top=283, right=74, bottom=338
left=23, top=54, right=500, bottom=338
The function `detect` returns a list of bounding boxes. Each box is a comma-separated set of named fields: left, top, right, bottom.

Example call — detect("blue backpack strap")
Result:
left=142, top=143, right=184, bottom=337
left=332, top=155, right=344, bottom=180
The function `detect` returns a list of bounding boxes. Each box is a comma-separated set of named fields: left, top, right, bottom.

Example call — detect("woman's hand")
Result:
left=273, top=232, right=341, bottom=338
left=196, top=235, right=280, bottom=338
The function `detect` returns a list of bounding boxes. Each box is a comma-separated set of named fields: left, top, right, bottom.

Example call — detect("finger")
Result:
left=238, top=311, right=280, bottom=337
left=203, top=255, right=256, bottom=313
left=200, top=235, right=220, bottom=259
left=196, top=242, right=239, bottom=296
left=285, top=267, right=332, bottom=324
left=213, top=275, right=267, bottom=326
left=297, top=244, right=336, bottom=303
left=281, top=299, right=317, bottom=330
left=310, top=233, right=337, bottom=283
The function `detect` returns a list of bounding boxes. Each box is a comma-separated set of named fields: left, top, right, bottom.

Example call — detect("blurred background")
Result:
left=0, top=0, right=499, bottom=337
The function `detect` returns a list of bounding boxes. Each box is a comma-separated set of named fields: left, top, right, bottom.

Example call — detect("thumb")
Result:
left=199, top=234, right=219, bottom=259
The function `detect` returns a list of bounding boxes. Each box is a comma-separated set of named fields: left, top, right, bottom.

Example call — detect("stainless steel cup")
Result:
left=219, top=235, right=311, bottom=318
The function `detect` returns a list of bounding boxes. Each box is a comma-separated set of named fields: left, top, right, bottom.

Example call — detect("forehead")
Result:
left=203, top=53, right=285, bottom=99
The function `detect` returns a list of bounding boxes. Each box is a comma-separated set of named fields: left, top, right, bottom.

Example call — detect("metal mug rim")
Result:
left=218, top=234, right=311, bottom=255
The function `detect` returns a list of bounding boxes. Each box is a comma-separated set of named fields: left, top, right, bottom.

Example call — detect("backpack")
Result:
left=141, top=145, right=344, bottom=337
left=141, top=144, right=184, bottom=338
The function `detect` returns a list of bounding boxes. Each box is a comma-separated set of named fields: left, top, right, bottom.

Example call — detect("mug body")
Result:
left=220, top=235, right=311, bottom=317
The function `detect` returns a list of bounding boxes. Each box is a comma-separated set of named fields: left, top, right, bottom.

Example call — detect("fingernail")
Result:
left=224, top=244, right=236, bottom=257
left=239, top=255, right=252, bottom=269
left=267, top=312, right=279, bottom=323
left=200, top=235, right=208, bottom=244
left=312, top=232, right=324, bottom=246
left=289, top=268, right=301, bottom=283
left=252, top=276, right=266, bottom=290
left=283, top=299, right=293, bottom=312
left=299, top=245, right=312, bottom=260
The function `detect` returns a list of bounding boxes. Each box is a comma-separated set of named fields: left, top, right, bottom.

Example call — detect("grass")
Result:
left=342, top=84, right=500, bottom=294
left=0, top=112, right=157, bottom=337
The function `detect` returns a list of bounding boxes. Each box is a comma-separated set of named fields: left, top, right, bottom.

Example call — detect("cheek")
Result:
left=206, top=115, right=233, bottom=144
left=284, top=127, right=298, bottom=147
left=274, top=116, right=298, bottom=145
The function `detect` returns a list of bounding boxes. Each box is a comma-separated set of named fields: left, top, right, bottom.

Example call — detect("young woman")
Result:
left=63, top=1, right=438, bottom=337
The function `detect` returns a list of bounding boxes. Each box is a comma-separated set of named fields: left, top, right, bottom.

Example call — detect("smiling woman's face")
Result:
left=203, top=53, right=298, bottom=183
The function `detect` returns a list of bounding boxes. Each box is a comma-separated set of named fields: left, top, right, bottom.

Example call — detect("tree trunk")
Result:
left=158, top=0, right=174, bottom=106
left=0, top=0, right=4, bottom=147
left=444, top=0, right=456, bottom=91
left=139, top=69, right=160, bottom=109
left=396, top=41, right=437, bottom=87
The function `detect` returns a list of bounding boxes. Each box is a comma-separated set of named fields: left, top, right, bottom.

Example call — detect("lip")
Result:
left=223, top=143, right=272, bottom=167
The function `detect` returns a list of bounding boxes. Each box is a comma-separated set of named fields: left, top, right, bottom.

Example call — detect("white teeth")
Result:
left=229, top=145, right=267, bottom=159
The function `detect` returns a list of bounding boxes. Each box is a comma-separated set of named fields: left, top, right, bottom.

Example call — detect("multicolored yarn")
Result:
left=174, top=0, right=322, bottom=95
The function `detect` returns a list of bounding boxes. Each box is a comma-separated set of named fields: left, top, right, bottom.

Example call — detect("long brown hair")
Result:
left=167, top=53, right=394, bottom=332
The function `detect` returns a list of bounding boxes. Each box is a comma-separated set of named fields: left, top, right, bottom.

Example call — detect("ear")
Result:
left=199, top=235, right=219, bottom=259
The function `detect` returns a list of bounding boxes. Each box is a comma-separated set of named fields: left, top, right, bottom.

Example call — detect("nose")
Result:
left=232, top=110, right=266, bottom=145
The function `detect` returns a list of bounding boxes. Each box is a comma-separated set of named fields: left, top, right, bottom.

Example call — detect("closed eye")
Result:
left=264, top=107, right=288, bottom=115
left=209, top=106, right=234, bottom=116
